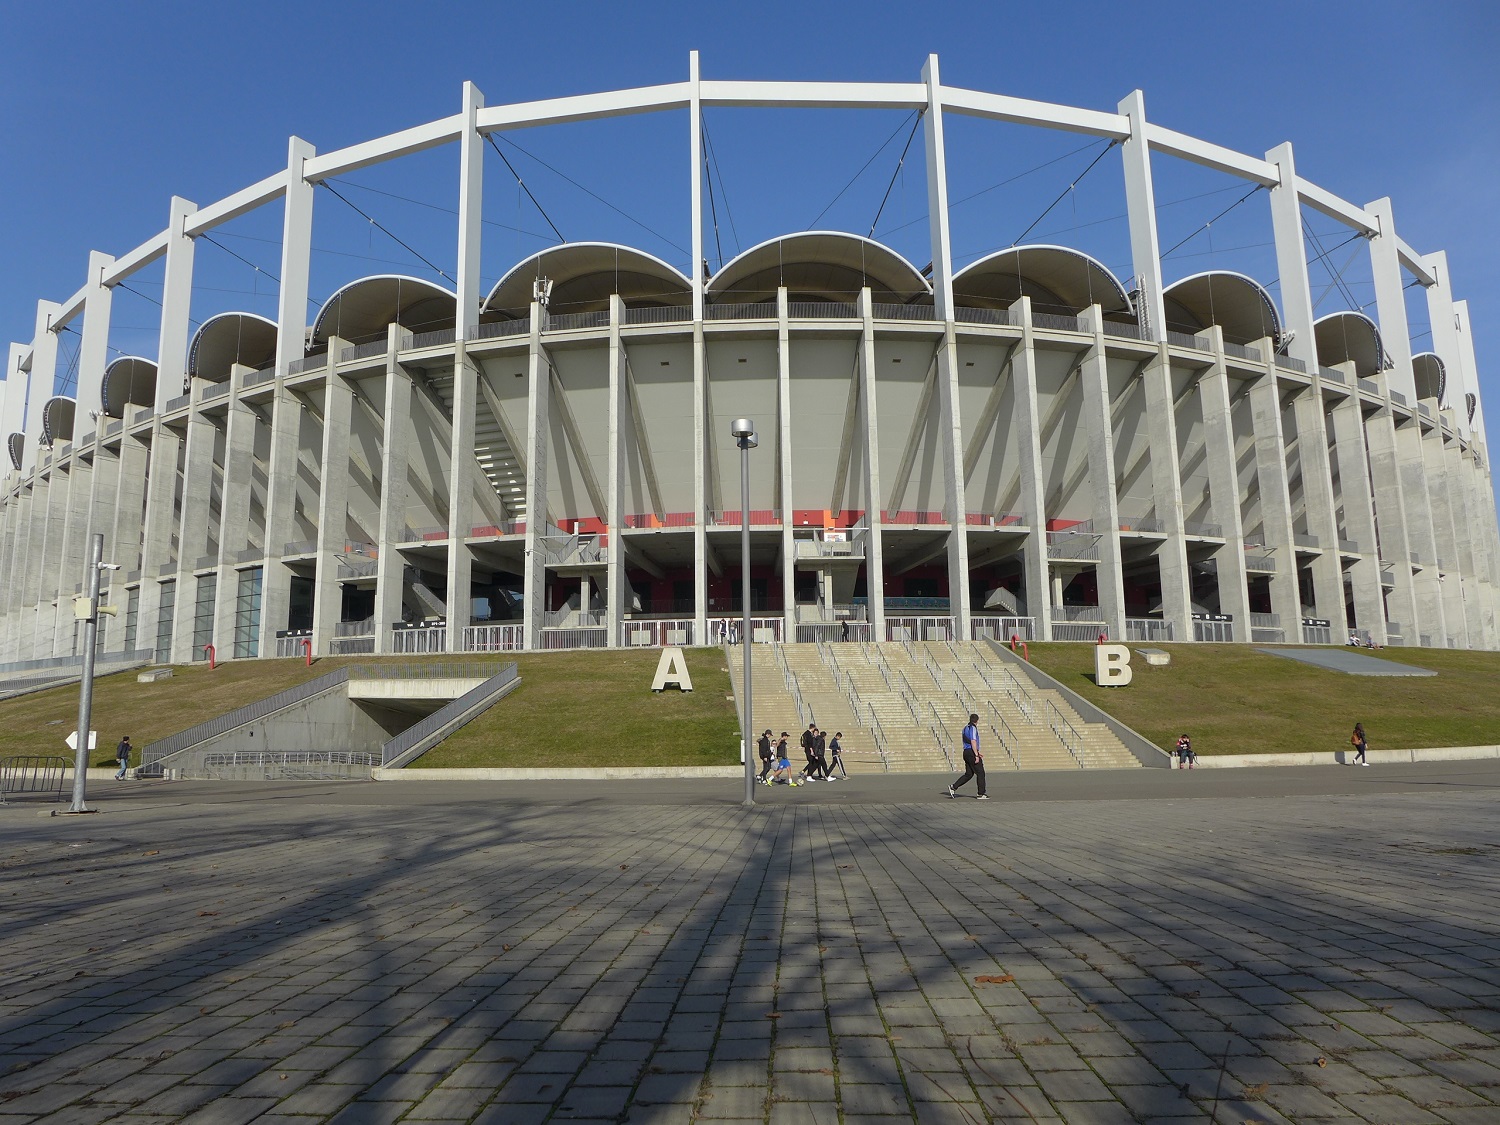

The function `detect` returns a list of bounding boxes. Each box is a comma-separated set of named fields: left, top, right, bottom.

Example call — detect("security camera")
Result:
left=98, top=562, right=122, bottom=571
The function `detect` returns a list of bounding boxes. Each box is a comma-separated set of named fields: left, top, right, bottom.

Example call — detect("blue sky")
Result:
left=2, top=0, right=1497, bottom=451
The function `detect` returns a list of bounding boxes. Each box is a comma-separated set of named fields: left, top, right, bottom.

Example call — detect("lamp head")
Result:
left=730, top=418, right=755, bottom=439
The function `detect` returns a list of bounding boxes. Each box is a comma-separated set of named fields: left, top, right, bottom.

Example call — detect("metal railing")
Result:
left=1390, top=390, right=1407, bottom=406
left=1051, top=623, right=1107, bottom=642
left=1167, top=330, right=1211, bottom=349
left=1277, top=355, right=1308, bottom=373
left=705, top=302, right=776, bottom=320
left=793, top=538, right=864, bottom=559
left=0, top=755, right=71, bottom=803
left=142, top=667, right=353, bottom=767
left=1117, top=517, right=1165, bottom=533
left=463, top=624, right=525, bottom=651
left=1183, top=520, right=1223, bottom=537
left=707, top=616, right=784, bottom=643
left=954, top=306, right=1019, bottom=327
left=1038, top=698, right=1085, bottom=768
left=330, top=637, right=375, bottom=655
left=1338, top=538, right=1360, bottom=554
left=1125, top=618, right=1174, bottom=642
left=202, top=382, right=230, bottom=401
left=381, top=663, right=520, bottom=767
left=281, top=539, right=317, bottom=557
left=795, top=622, right=872, bottom=643
left=1100, top=320, right=1150, bottom=341
left=1244, top=552, right=1278, bottom=573
left=287, top=355, right=325, bottom=376
left=970, top=615, right=1034, bottom=641
left=885, top=616, right=954, bottom=642
left=546, top=310, right=610, bottom=332
left=1318, top=366, right=1347, bottom=384
left=623, top=305, right=693, bottom=325
left=407, top=328, right=455, bottom=349
left=1222, top=341, right=1263, bottom=362
left=391, top=625, right=448, bottom=653
left=1358, top=377, right=1380, bottom=394
left=1032, top=311, right=1084, bottom=332
left=621, top=619, right=695, bottom=647
left=1301, top=622, right=1333, bottom=645
left=965, top=512, right=1026, bottom=527
left=707, top=509, right=781, bottom=526
left=243, top=367, right=277, bottom=388
left=1052, top=605, right=1106, bottom=622
left=883, top=509, right=945, bottom=524
left=541, top=627, right=608, bottom=649
left=1046, top=531, right=1100, bottom=560
left=165, top=394, right=191, bottom=412
left=871, top=303, right=937, bottom=322
left=340, top=340, right=387, bottom=363
left=623, top=511, right=695, bottom=528
left=788, top=301, right=857, bottom=319
left=334, top=617, right=375, bottom=637
left=470, top=317, right=531, bottom=339
left=1293, top=533, right=1320, bottom=549
left=1193, top=616, right=1236, bottom=642
left=198, top=750, right=380, bottom=780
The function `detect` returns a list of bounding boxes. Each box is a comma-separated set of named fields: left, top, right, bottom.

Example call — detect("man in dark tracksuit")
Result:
left=757, top=730, right=774, bottom=782
left=800, top=724, right=825, bottom=780
left=945, top=713, right=988, bottom=799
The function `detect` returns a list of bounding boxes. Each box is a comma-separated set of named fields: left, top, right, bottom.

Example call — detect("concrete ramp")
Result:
left=1257, top=648, right=1437, bottom=676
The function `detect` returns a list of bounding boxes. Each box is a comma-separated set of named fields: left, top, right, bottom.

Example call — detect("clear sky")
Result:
left=2, top=0, right=1497, bottom=460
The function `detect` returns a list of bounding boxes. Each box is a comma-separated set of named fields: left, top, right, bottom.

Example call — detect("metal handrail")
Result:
left=1039, top=697, right=1085, bottom=767
left=143, top=667, right=352, bottom=765
left=381, top=663, right=520, bottom=767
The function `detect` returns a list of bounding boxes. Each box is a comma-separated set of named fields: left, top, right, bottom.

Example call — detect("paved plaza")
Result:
left=3, top=764, right=1500, bottom=1124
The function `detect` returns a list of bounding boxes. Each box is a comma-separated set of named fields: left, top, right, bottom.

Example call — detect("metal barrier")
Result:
left=1051, top=623, right=1106, bottom=642
left=795, top=622, right=871, bottom=643
left=463, top=624, right=525, bottom=651
left=0, top=755, right=70, bottom=802
left=198, top=751, right=380, bottom=781
left=970, top=616, right=1034, bottom=642
left=382, top=664, right=521, bottom=767
left=330, top=637, right=375, bottom=655
left=1125, top=618, right=1174, bottom=642
left=885, top=616, right=954, bottom=642
left=622, top=619, right=695, bottom=647
left=541, top=627, right=608, bottom=650
left=391, top=626, right=448, bottom=653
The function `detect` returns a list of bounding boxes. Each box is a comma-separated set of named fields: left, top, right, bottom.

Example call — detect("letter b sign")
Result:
left=1094, top=643, right=1133, bottom=687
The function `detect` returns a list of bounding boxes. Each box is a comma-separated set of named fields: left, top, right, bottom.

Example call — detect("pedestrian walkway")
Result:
left=2, top=765, right=1498, bottom=1123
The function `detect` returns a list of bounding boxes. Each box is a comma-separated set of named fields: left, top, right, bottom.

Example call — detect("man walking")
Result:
left=114, top=735, right=132, bottom=781
left=945, top=713, right=987, bottom=800
left=757, top=729, right=774, bottom=783
left=800, top=724, right=825, bottom=781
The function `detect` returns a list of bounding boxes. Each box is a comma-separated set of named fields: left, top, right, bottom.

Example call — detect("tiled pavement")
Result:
left=2, top=765, right=1499, bottom=1123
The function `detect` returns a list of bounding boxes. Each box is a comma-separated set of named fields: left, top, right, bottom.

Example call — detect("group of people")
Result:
left=1170, top=725, right=1370, bottom=768
left=1346, top=631, right=1383, bottom=650
left=757, top=724, right=847, bottom=785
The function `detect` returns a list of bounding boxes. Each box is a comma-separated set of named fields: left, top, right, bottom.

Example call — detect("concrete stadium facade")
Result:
left=2, top=56, right=1497, bottom=664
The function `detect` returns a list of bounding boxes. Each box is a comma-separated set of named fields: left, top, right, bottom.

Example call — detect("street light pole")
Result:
left=731, top=418, right=757, bottom=808
left=69, top=533, right=106, bottom=813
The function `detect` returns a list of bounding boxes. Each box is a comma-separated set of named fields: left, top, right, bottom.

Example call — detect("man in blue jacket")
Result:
left=945, top=714, right=988, bottom=799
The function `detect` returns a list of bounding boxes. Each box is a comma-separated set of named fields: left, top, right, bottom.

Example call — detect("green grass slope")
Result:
left=419, top=648, right=739, bottom=768
left=1025, top=642, right=1500, bottom=756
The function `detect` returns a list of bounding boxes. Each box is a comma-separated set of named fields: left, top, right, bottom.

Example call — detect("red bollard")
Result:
left=1021, top=641, right=1029, bottom=662
left=302, top=638, right=313, bottom=666
left=203, top=644, right=216, bottom=670
left=1097, top=632, right=1107, bottom=645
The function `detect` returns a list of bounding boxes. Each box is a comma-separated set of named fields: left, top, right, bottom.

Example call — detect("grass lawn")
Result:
left=0, top=655, right=520, bottom=767
left=1025, top=642, right=1500, bottom=756
left=419, top=648, right=739, bottom=769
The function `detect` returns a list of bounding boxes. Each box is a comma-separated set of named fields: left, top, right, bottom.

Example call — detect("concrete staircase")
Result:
left=727, top=640, right=1140, bottom=773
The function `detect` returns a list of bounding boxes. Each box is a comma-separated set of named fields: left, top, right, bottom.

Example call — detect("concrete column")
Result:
left=857, top=290, right=887, bottom=640
left=1292, top=379, right=1348, bottom=637
left=136, top=421, right=182, bottom=661
left=445, top=83, right=485, bottom=656
left=22, top=302, right=60, bottom=474
left=1364, top=406, right=1420, bottom=643
left=257, top=376, right=300, bottom=656
left=777, top=288, right=796, bottom=639
left=1079, top=308, right=1126, bottom=640
left=1327, top=382, right=1385, bottom=640
left=934, top=324, right=972, bottom=639
left=1141, top=344, right=1192, bottom=641
left=42, top=460, right=76, bottom=657
left=1395, top=416, right=1446, bottom=646
left=1199, top=328, right=1253, bottom=632
left=154, top=197, right=197, bottom=412
left=688, top=51, right=704, bottom=321
left=76, top=252, right=115, bottom=421
left=86, top=437, right=122, bottom=651
left=1422, top=419, right=1467, bottom=647
left=1118, top=91, right=1166, bottom=341
left=214, top=369, right=256, bottom=659
left=606, top=296, right=625, bottom=649
left=1246, top=353, right=1303, bottom=639
left=375, top=327, right=412, bottom=652
left=522, top=304, right=550, bottom=650
left=57, top=451, right=96, bottom=655
left=1010, top=298, right=1051, bottom=638
left=313, top=363, right=354, bottom=657
left=1265, top=143, right=1316, bottom=369
left=20, top=467, right=53, bottom=656
left=276, top=139, right=316, bottom=378
left=110, top=431, right=149, bottom=647
left=171, top=394, right=219, bottom=663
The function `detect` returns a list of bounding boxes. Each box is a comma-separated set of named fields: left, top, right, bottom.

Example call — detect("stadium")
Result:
left=1, top=55, right=1496, bottom=667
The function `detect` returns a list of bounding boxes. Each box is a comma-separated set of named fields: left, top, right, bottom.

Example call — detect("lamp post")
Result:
left=731, top=418, right=757, bottom=808
left=69, top=533, right=119, bottom=813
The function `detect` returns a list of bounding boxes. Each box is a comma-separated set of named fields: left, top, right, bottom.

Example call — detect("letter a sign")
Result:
left=1094, top=643, right=1133, bottom=686
left=651, top=646, right=693, bottom=692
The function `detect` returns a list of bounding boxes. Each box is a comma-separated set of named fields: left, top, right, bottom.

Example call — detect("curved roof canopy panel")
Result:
left=708, top=232, right=931, bottom=306
left=189, top=312, right=279, bottom=382
left=42, top=397, right=76, bottom=446
left=101, top=357, right=159, bottom=419
left=953, top=245, right=1133, bottom=320
left=1162, top=271, right=1282, bottom=347
left=483, top=243, right=692, bottom=319
left=311, top=275, right=456, bottom=348
left=1411, top=353, right=1446, bottom=404
left=6, top=433, right=21, bottom=472
left=1314, top=311, right=1385, bottom=379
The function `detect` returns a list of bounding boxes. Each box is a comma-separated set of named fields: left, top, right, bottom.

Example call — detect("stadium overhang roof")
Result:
left=188, top=312, right=279, bottom=382
left=483, top=243, right=692, bottom=318
left=708, top=232, right=931, bottom=304
left=1162, top=271, right=1282, bottom=347
left=1314, top=311, right=1385, bottom=379
left=42, top=397, right=76, bottom=445
left=101, top=357, right=158, bottom=419
left=953, top=245, right=1133, bottom=319
left=311, top=275, right=456, bottom=347
left=1412, top=352, right=1446, bottom=404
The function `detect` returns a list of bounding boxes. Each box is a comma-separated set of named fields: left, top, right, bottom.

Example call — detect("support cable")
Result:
left=1303, top=219, right=1364, bottom=312
left=201, top=234, right=280, bottom=285
left=868, top=112, right=924, bottom=238
left=701, top=127, right=724, bottom=269
left=702, top=118, right=741, bottom=257
left=807, top=112, right=919, bottom=230
left=319, top=182, right=453, bottom=283
left=1159, top=184, right=1264, bottom=260
left=485, top=135, right=566, bottom=244
left=329, top=176, right=554, bottom=242
left=1008, top=140, right=1118, bottom=248
left=493, top=134, right=687, bottom=254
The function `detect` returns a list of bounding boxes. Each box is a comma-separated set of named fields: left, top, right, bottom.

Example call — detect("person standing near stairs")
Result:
left=945, top=714, right=988, bottom=800
left=757, top=730, right=774, bottom=783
